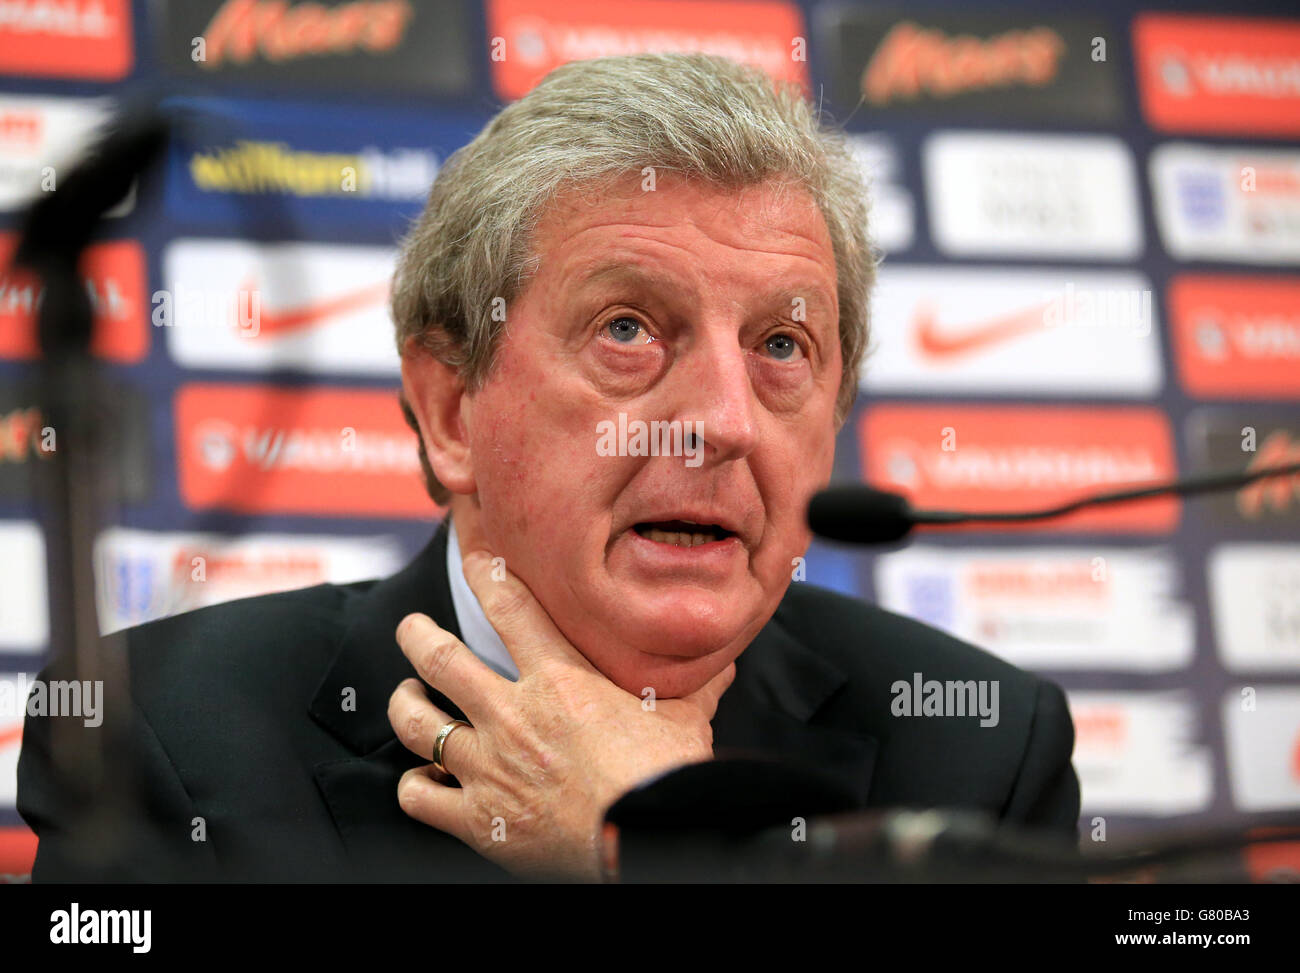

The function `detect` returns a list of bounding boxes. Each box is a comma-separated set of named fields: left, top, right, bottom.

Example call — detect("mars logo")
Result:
left=1238, top=432, right=1300, bottom=519
left=158, top=0, right=470, bottom=97
left=860, top=405, right=1179, bottom=533
left=862, top=21, right=1064, bottom=104
left=820, top=11, right=1119, bottom=121
left=197, top=0, right=413, bottom=68
left=1196, top=412, right=1300, bottom=526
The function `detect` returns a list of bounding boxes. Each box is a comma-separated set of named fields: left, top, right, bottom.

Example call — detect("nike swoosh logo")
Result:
left=913, top=301, right=1051, bottom=360
left=236, top=277, right=390, bottom=337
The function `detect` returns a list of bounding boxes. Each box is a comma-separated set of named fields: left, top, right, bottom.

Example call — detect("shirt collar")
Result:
left=446, top=519, right=520, bottom=681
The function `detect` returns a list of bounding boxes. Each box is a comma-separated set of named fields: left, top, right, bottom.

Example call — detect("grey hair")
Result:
left=392, top=51, right=876, bottom=504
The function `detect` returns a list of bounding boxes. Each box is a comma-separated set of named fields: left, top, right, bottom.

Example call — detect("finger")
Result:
left=397, top=766, right=469, bottom=843
left=387, top=678, right=479, bottom=778
left=396, top=613, right=506, bottom=723
left=677, top=662, right=737, bottom=719
left=460, top=549, right=592, bottom=674
left=450, top=512, right=493, bottom=560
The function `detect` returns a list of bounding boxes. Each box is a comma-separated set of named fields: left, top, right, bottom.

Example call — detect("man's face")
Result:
left=462, top=173, right=843, bottom=698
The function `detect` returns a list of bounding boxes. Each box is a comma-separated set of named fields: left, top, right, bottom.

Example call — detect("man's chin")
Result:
left=579, top=614, right=757, bottom=698
left=530, top=574, right=777, bottom=695
left=595, top=650, right=734, bottom=700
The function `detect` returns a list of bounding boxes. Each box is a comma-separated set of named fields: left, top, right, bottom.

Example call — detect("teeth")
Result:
left=643, top=528, right=718, bottom=547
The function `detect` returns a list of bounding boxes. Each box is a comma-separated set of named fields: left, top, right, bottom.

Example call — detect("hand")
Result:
left=387, top=549, right=736, bottom=882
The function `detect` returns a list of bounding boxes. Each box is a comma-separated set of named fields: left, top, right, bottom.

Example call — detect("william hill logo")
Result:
left=188, top=140, right=437, bottom=200
left=863, top=21, right=1065, bottom=104
left=198, top=0, right=413, bottom=67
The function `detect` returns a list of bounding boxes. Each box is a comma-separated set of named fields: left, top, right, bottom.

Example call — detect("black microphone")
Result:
left=808, top=461, right=1300, bottom=546
left=807, top=486, right=917, bottom=544
left=13, top=101, right=175, bottom=872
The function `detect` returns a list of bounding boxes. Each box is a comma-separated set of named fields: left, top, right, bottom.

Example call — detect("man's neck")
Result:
left=445, top=518, right=520, bottom=681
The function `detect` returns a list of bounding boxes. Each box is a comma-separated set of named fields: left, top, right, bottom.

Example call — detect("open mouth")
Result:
left=632, top=520, right=737, bottom=548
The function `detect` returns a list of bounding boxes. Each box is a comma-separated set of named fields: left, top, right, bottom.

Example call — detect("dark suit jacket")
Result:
left=18, top=520, right=1079, bottom=882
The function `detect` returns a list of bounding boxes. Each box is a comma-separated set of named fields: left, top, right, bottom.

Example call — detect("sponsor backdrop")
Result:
left=0, top=0, right=1297, bottom=878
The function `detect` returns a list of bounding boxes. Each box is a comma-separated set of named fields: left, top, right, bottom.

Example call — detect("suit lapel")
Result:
left=712, top=614, right=879, bottom=806
left=310, top=518, right=460, bottom=754
left=312, top=739, right=511, bottom=881
left=307, top=519, right=877, bottom=877
left=307, top=519, right=508, bottom=880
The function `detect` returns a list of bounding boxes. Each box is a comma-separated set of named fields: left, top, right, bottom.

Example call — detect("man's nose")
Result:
left=673, top=336, right=761, bottom=464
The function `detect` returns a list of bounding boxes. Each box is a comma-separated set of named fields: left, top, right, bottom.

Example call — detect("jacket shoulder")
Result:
left=80, top=582, right=356, bottom=703
left=774, top=582, right=1076, bottom=824
left=30, top=581, right=373, bottom=740
left=21, top=582, right=372, bottom=881
left=775, top=581, right=1040, bottom=689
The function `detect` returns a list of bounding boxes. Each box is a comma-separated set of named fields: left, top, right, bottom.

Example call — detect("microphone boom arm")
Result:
left=914, top=460, right=1300, bottom=526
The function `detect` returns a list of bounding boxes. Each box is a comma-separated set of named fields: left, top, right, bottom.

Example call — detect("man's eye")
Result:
left=763, top=333, right=802, bottom=361
left=605, top=316, right=653, bottom=345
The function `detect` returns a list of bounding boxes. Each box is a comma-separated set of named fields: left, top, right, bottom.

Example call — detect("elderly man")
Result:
left=18, top=53, right=1078, bottom=883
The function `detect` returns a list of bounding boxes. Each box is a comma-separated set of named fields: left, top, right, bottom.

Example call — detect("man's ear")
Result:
left=401, top=337, right=476, bottom=495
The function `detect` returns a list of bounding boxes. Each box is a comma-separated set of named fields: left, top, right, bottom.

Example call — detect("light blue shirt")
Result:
left=446, top=519, right=520, bottom=682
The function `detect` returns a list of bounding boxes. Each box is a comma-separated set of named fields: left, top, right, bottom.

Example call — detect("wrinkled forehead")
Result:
left=520, top=171, right=838, bottom=297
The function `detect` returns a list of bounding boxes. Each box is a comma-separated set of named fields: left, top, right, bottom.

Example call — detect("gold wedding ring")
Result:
left=432, top=719, right=472, bottom=776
